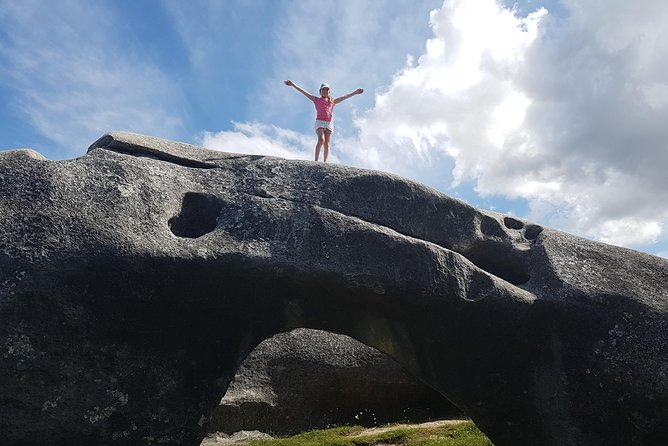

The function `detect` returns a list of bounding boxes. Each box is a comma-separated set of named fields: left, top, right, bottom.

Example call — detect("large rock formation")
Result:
left=0, top=132, right=666, bottom=446
left=206, top=328, right=460, bottom=435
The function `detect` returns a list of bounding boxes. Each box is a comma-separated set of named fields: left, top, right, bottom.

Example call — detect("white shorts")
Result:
left=315, top=120, right=334, bottom=133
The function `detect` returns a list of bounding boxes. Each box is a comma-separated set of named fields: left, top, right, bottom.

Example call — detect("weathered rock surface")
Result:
left=200, top=430, right=272, bottom=446
left=1, top=131, right=667, bottom=446
left=206, top=328, right=460, bottom=436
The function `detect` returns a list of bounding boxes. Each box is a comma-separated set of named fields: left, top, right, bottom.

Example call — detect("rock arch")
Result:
left=0, top=132, right=666, bottom=446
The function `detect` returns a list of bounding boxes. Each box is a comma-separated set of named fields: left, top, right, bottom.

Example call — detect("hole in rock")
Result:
left=480, top=215, right=506, bottom=238
left=204, top=328, right=462, bottom=437
left=169, top=192, right=223, bottom=238
left=503, top=216, right=524, bottom=230
left=464, top=241, right=530, bottom=286
left=524, top=224, right=544, bottom=241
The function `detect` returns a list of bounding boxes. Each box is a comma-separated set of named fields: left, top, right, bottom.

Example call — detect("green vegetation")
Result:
left=246, top=420, right=494, bottom=446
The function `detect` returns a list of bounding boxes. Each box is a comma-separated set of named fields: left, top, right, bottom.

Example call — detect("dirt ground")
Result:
left=349, top=419, right=467, bottom=438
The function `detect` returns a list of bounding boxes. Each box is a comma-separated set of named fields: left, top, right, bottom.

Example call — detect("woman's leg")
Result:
left=315, top=128, right=325, bottom=161
left=323, top=129, right=332, bottom=162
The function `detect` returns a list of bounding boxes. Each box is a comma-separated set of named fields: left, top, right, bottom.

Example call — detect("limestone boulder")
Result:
left=0, top=132, right=666, bottom=446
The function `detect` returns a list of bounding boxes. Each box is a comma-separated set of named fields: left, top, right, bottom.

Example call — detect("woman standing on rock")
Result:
left=284, top=80, right=363, bottom=162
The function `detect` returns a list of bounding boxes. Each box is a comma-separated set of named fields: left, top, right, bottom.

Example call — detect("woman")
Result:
left=284, top=80, right=363, bottom=162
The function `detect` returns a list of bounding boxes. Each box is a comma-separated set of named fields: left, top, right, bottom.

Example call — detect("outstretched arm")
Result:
left=284, top=80, right=316, bottom=101
left=334, top=88, right=364, bottom=105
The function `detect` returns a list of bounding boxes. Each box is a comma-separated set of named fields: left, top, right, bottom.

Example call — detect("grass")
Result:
left=245, top=420, right=494, bottom=446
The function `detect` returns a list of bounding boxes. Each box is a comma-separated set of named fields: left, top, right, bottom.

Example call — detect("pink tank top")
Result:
left=313, top=97, right=334, bottom=122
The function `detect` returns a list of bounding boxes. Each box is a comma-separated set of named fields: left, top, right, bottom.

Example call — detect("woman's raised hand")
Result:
left=355, top=88, right=364, bottom=95
left=284, top=80, right=294, bottom=86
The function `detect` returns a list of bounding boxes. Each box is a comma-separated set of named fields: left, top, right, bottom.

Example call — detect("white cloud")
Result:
left=336, top=0, right=546, bottom=189
left=0, top=1, right=184, bottom=155
left=596, top=218, right=662, bottom=247
left=201, top=122, right=319, bottom=161
left=346, top=0, right=668, bottom=247
left=505, top=0, right=668, bottom=244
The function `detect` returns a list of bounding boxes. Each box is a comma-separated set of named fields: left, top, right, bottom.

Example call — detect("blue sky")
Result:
left=1, top=0, right=667, bottom=258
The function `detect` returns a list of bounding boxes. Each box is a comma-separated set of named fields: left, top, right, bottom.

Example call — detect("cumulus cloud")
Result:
left=0, top=1, right=184, bottom=155
left=504, top=0, right=668, bottom=244
left=345, top=0, right=668, bottom=246
left=200, top=122, right=319, bottom=161
left=340, top=1, right=545, bottom=175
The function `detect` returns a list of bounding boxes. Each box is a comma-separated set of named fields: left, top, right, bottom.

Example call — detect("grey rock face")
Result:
left=1, top=132, right=667, bottom=446
left=200, top=430, right=272, bottom=446
left=206, top=328, right=460, bottom=435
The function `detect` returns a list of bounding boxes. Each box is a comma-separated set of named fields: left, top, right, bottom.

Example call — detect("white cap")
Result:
left=320, top=83, right=330, bottom=90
